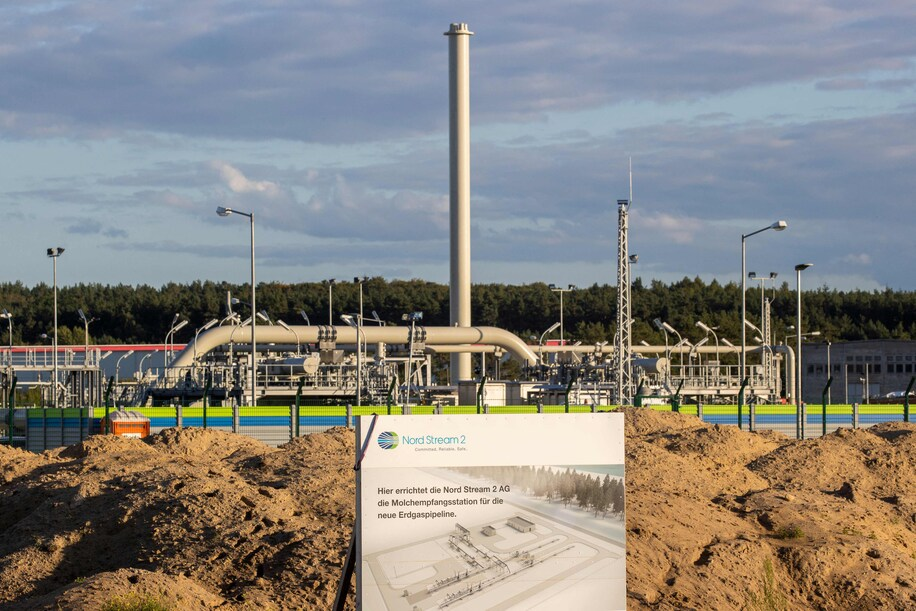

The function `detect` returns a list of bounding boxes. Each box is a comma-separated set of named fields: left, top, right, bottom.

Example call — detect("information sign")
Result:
left=356, top=413, right=626, bottom=610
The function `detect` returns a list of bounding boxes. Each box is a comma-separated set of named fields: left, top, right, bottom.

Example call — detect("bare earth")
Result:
left=0, top=409, right=914, bottom=610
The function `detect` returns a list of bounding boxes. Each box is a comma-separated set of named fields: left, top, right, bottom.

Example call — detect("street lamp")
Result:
left=537, top=321, right=561, bottom=365
left=402, top=311, right=423, bottom=408
left=795, top=262, right=813, bottom=437
left=47, top=247, right=64, bottom=408
left=165, top=317, right=188, bottom=368
left=548, top=284, right=576, bottom=344
left=115, top=350, right=135, bottom=387
left=77, top=308, right=97, bottom=367
left=139, top=351, right=158, bottom=380
left=1, top=309, right=11, bottom=363
left=696, top=320, right=720, bottom=363
left=217, top=206, right=257, bottom=407
left=326, top=279, right=337, bottom=326
left=784, top=327, right=821, bottom=347
left=341, top=314, right=365, bottom=406
left=298, top=310, right=311, bottom=326
left=277, top=320, right=301, bottom=354
left=689, top=337, right=709, bottom=369
left=654, top=319, right=684, bottom=369
left=193, top=318, right=219, bottom=362
left=741, top=221, right=786, bottom=402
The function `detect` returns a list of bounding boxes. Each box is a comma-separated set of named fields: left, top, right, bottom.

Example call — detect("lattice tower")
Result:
left=616, top=198, right=633, bottom=403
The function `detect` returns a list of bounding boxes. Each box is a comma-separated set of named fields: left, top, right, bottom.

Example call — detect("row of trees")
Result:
left=454, top=465, right=625, bottom=518
left=1, top=277, right=914, bottom=348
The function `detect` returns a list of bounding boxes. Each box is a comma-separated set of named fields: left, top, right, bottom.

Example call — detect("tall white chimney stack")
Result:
left=445, top=23, right=473, bottom=382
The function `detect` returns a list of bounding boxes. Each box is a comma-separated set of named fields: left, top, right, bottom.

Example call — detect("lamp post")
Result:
left=138, top=351, right=158, bottom=380
left=193, top=319, right=219, bottom=362
left=277, top=320, right=301, bottom=355
left=784, top=328, right=820, bottom=403
left=217, top=206, right=257, bottom=407
left=355, top=277, right=368, bottom=404
left=654, top=319, right=684, bottom=370
left=402, top=311, right=423, bottom=408
left=548, top=284, right=575, bottom=344
left=653, top=318, right=671, bottom=384
left=298, top=310, right=311, bottom=326
left=47, top=247, right=64, bottom=408
left=115, top=350, right=135, bottom=387
left=537, top=321, right=561, bottom=366
left=1, top=309, right=11, bottom=364
left=741, top=221, right=786, bottom=406
left=164, top=315, right=188, bottom=368
left=77, top=308, right=97, bottom=367
left=165, top=313, right=179, bottom=363
left=795, top=262, right=813, bottom=438
left=696, top=320, right=719, bottom=364
left=327, top=279, right=336, bottom=326
left=341, top=314, right=365, bottom=406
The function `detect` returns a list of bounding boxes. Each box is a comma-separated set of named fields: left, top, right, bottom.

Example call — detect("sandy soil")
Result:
left=0, top=409, right=914, bottom=610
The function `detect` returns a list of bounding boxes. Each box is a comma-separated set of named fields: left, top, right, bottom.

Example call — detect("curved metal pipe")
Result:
left=170, top=325, right=539, bottom=369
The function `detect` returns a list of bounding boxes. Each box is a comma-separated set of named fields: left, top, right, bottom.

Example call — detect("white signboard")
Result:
left=356, top=413, right=626, bottom=610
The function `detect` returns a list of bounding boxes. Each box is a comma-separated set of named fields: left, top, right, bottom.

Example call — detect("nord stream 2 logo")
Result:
left=377, top=431, right=399, bottom=450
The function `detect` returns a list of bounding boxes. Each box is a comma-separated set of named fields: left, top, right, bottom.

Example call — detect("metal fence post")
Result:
left=737, top=377, right=748, bottom=430
left=904, top=377, right=914, bottom=423
left=290, top=404, right=297, bottom=442
left=799, top=402, right=807, bottom=440
left=852, top=402, right=859, bottom=429
left=346, top=403, right=352, bottom=428
left=821, top=376, right=833, bottom=438
left=176, top=404, right=183, bottom=428
left=294, top=378, right=304, bottom=437
left=537, top=400, right=543, bottom=414
left=696, top=401, right=703, bottom=421
left=749, top=402, right=756, bottom=432
left=232, top=403, right=240, bottom=433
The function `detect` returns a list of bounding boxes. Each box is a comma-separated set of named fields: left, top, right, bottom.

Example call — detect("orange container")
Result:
left=106, top=411, right=151, bottom=438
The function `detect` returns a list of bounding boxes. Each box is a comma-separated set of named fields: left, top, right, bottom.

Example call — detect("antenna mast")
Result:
left=615, top=160, right=634, bottom=404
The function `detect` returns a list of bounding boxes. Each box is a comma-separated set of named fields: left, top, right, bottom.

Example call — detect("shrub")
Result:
left=774, top=525, right=804, bottom=539
left=100, top=592, right=172, bottom=611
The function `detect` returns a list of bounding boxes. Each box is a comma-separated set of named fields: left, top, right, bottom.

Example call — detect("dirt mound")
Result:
left=147, top=426, right=272, bottom=461
left=0, top=444, right=54, bottom=485
left=6, top=568, right=226, bottom=610
left=0, top=428, right=356, bottom=610
left=622, top=410, right=916, bottom=610
left=1, top=414, right=915, bottom=610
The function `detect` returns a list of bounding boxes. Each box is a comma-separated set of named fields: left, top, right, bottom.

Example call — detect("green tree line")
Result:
left=1, top=277, right=914, bottom=347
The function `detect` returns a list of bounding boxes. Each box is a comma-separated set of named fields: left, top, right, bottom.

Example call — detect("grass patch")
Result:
left=100, top=592, right=172, bottom=611
left=841, top=526, right=863, bottom=536
left=746, top=558, right=788, bottom=611
left=774, top=525, right=804, bottom=540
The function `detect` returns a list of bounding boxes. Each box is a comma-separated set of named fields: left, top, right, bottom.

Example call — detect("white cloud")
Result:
left=211, top=161, right=281, bottom=196
left=631, top=211, right=703, bottom=245
left=841, top=253, right=872, bottom=266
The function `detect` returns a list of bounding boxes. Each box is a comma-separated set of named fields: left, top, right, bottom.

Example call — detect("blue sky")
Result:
left=2, top=1, right=915, bottom=291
